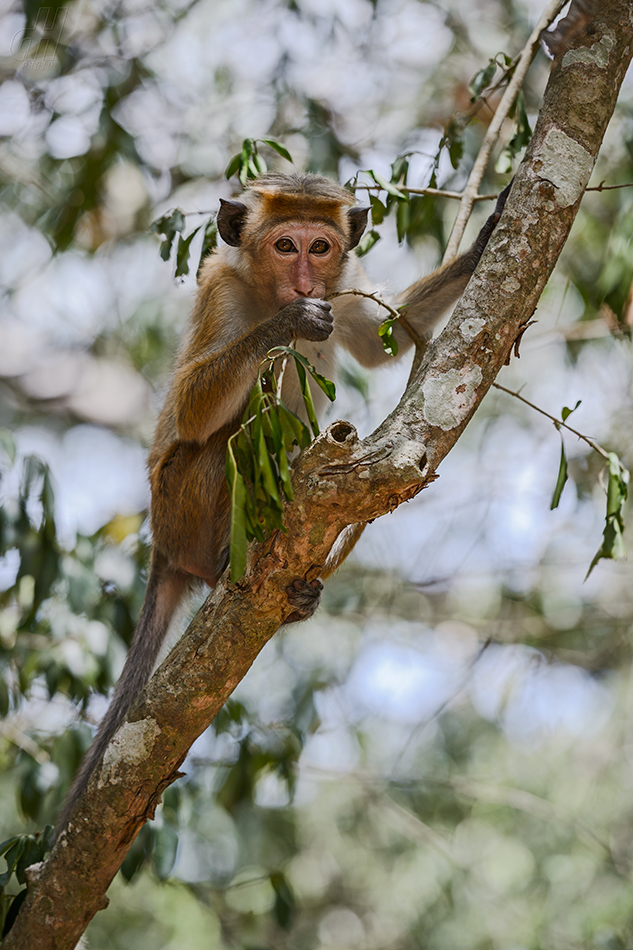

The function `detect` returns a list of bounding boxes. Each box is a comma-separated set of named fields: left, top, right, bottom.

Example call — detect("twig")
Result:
left=276, top=339, right=296, bottom=398
left=327, top=288, right=423, bottom=347
left=586, top=181, right=633, bottom=193
left=353, top=183, right=498, bottom=202
left=492, top=381, right=610, bottom=459
left=442, top=0, right=566, bottom=262
left=326, top=287, right=400, bottom=321
left=389, top=638, right=492, bottom=779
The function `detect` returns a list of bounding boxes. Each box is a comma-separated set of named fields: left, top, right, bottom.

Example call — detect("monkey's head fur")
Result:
left=217, top=173, right=369, bottom=254
left=216, top=173, right=369, bottom=309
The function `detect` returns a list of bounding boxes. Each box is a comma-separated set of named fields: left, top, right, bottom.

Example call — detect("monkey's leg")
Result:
left=285, top=578, right=323, bottom=623
left=284, top=523, right=367, bottom=623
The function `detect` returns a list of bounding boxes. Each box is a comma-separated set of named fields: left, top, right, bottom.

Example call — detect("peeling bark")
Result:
left=4, top=3, right=632, bottom=947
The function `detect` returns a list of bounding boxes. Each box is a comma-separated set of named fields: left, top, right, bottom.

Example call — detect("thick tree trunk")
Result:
left=5, top=3, right=632, bottom=946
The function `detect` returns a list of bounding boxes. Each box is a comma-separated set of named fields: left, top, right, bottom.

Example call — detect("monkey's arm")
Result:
left=336, top=185, right=509, bottom=368
left=173, top=298, right=333, bottom=444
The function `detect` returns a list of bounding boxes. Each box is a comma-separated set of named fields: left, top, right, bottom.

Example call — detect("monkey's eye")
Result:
left=275, top=238, right=297, bottom=253
left=310, top=239, right=330, bottom=255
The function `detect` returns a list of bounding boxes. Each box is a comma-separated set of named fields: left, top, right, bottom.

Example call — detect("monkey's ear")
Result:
left=217, top=199, right=248, bottom=247
left=347, top=206, right=370, bottom=250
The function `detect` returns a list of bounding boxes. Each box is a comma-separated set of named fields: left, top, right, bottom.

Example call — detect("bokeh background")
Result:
left=1, top=0, right=633, bottom=947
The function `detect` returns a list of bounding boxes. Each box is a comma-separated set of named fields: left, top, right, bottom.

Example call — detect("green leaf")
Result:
left=16, top=837, right=40, bottom=885
left=369, top=170, right=407, bottom=200
left=469, top=58, right=496, bottom=101
left=390, top=155, right=409, bottom=185
left=253, top=152, right=267, bottom=175
left=224, top=153, right=241, bottom=180
left=2, top=889, right=26, bottom=938
left=261, top=139, right=294, bottom=163
left=0, top=430, right=16, bottom=465
left=496, top=90, right=532, bottom=172
left=294, top=359, right=319, bottom=436
left=511, top=91, right=532, bottom=152
left=0, top=838, right=25, bottom=890
left=586, top=453, right=629, bottom=578
left=268, top=346, right=336, bottom=402
left=369, top=195, right=386, bottom=225
left=561, top=400, right=581, bottom=422
left=151, top=210, right=186, bottom=262
left=257, top=427, right=281, bottom=506
left=271, top=870, right=296, bottom=930
left=278, top=443, right=293, bottom=501
left=550, top=442, right=568, bottom=510
left=174, top=226, right=201, bottom=278
left=291, top=350, right=336, bottom=402
left=378, top=317, right=399, bottom=357
left=227, top=445, right=248, bottom=582
left=396, top=200, right=410, bottom=243
left=606, top=452, right=628, bottom=518
left=0, top=836, right=21, bottom=872
left=447, top=119, right=464, bottom=170
left=278, top=404, right=311, bottom=451
left=356, top=229, right=381, bottom=257
left=152, top=825, right=179, bottom=881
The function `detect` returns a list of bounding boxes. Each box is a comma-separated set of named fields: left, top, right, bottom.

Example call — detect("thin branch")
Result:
left=389, top=638, right=492, bottom=778
left=276, top=338, right=296, bottom=398
left=326, top=287, right=400, bottom=321
left=353, top=183, right=498, bottom=202
left=586, top=180, right=633, bottom=193
left=492, top=381, right=610, bottom=459
left=442, top=0, right=566, bottom=262
left=327, top=287, right=423, bottom=347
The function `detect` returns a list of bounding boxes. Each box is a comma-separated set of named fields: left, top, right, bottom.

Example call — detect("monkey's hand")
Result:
left=284, top=577, right=323, bottom=624
left=471, top=180, right=513, bottom=264
left=282, top=298, right=334, bottom=343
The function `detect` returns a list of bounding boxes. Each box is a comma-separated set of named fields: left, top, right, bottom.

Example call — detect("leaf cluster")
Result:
left=548, top=403, right=629, bottom=576
left=225, top=137, right=293, bottom=185
left=0, top=826, right=54, bottom=937
left=496, top=90, right=532, bottom=174
left=587, top=453, right=629, bottom=577
left=354, top=152, right=446, bottom=260
left=226, top=348, right=335, bottom=582
left=151, top=211, right=218, bottom=281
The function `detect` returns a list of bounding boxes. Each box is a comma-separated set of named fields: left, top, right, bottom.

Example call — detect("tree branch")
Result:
left=6, top=3, right=632, bottom=946
left=492, top=381, right=610, bottom=459
left=442, top=0, right=565, bottom=261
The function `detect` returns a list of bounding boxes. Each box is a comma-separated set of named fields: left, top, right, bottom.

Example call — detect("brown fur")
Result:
left=56, top=174, right=508, bottom=837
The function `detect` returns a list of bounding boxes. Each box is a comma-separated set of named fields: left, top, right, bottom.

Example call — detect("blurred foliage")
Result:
left=1, top=0, right=633, bottom=947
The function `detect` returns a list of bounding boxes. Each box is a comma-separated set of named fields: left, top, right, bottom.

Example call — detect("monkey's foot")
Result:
left=285, top=578, right=323, bottom=624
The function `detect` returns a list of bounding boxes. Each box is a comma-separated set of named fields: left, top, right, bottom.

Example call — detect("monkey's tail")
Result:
left=321, top=523, right=367, bottom=579
left=55, top=553, right=188, bottom=838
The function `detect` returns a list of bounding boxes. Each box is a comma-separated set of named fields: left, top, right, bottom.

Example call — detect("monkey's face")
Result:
left=257, top=222, right=345, bottom=309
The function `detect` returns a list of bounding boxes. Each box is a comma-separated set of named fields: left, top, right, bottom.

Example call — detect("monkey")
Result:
left=56, top=172, right=509, bottom=835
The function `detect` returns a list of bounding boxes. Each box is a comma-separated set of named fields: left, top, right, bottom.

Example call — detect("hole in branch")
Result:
left=329, top=421, right=356, bottom=443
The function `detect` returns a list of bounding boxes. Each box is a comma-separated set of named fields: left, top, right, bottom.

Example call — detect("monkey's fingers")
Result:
left=284, top=577, right=323, bottom=624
